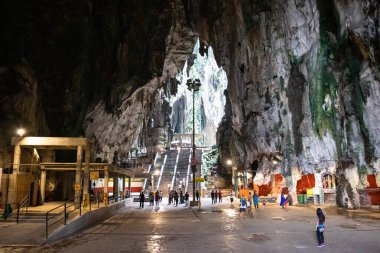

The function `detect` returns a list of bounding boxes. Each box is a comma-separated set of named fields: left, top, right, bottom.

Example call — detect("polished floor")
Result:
left=0, top=198, right=379, bottom=253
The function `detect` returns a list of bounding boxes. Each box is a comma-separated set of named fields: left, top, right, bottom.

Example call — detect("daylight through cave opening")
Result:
left=169, top=39, right=227, bottom=147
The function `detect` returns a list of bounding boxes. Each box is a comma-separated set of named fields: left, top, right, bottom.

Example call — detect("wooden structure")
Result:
left=5, top=137, right=134, bottom=206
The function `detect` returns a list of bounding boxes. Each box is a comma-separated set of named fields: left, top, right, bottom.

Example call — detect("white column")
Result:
left=40, top=167, right=46, bottom=204
left=13, top=145, right=21, bottom=174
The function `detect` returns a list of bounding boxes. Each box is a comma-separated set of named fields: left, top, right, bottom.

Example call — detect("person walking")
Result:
left=316, top=208, right=326, bottom=247
left=218, top=190, right=222, bottom=203
left=280, top=193, right=286, bottom=208
left=238, top=195, right=247, bottom=218
left=211, top=190, right=215, bottom=205
left=174, top=191, right=179, bottom=206
left=169, top=190, right=173, bottom=205
left=229, top=191, right=234, bottom=205
left=149, top=191, right=154, bottom=206
left=155, top=191, right=160, bottom=206
left=185, top=192, right=189, bottom=206
left=195, top=190, right=200, bottom=201
left=248, top=192, right=253, bottom=207
left=139, top=191, right=145, bottom=208
left=247, top=199, right=253, bottom=217
left=180, top=190, right=184, bottom=204
left=253, top=193, right=259, bottom=209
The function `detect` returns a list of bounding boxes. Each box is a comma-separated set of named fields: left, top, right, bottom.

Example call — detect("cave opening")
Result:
left=169, top=39, right=227, bottom=147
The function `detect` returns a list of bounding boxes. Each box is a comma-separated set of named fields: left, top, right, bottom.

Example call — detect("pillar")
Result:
left=75, top=146, right=82, bottom=206
left=122, top=175, right=126, bottom=199
left=104, top=167, right=108, bottom=204
left=9, top=145, right=21, bottom=203
left=83, top=148, right=90, bottom=195
left=233, top=170, right=238, bottom=197
left=13, top=145, right=21, bottom=174
left=40, top=167, right=46, bottom=204
left=128, top=176, right=131, bottom=197
left=114, top=174, right=119, bottom=201
left=243, top=171, right=247, bottom=189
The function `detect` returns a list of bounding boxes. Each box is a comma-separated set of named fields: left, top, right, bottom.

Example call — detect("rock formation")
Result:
left=1, top=0, right=379, bottom=207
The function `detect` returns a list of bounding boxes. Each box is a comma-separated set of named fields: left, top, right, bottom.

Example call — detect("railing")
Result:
left=1, top=194, right=29, bottom=223
left=45, top=196, right=82, bottom=239
left=16, top=194, right=29, bottom=223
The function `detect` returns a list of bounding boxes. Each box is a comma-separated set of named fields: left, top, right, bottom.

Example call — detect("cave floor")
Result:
left=0, top=198, right=379, bottom=253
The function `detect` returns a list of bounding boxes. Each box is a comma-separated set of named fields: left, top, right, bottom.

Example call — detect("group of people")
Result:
left=238, top=192, right=260, bottom=218
left=168, top=190, right=190, bottom=206
left=210, top=190, right=223, bottom=204
left=139, top=190, right=163, bottom=208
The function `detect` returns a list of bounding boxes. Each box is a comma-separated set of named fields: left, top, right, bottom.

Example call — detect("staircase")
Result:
left=158, top=150, right=178, bottom=196
left=175, top=148, right=190, bottom=193
left=148, top=153, right=165, bottom=191
left=2, top=211, right=46, bottom=223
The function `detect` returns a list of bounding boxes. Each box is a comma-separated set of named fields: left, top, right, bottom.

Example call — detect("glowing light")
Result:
left=17, top=128, right=25, bottom=137
left=154, top=169, right=160, bottom=175
left=272, top=160, right=278, bottom=165
left=226, top=160, right=232, bottom=166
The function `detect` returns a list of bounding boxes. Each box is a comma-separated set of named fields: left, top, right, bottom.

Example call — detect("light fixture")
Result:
left=17, top=128, right=25, bottom=137
left=226, top=159, right=232, bottom=166
left=272, top=160, right=278, bottom=165
left=154, top=169, right=160, bottom=175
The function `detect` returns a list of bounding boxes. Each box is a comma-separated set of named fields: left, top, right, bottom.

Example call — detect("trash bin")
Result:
left=297, top=194, right=304, bottom=204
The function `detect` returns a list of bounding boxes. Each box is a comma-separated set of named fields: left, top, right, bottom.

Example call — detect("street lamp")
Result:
left=17, top=128, right=25, bottom=137
left=186, top=78, right=201, bottom=202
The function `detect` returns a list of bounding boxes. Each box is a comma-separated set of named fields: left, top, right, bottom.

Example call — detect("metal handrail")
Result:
left=45, top=196, right=82, bottom=239
left=16, top=194, right=29, bottom=223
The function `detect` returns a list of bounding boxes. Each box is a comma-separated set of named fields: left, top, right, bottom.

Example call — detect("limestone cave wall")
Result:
left=1, top=0, right=379, bottom=207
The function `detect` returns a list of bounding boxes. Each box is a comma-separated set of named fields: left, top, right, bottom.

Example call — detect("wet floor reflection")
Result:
left=223, top=208, right=238, bottom=219
left=146, top=235, right=165, bottom=253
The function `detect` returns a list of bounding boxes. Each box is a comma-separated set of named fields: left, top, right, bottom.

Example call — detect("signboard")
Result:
left=195, top=177, right=205, bottom=182
left=90, top=171, right=99, bottom=180
left=75, top=183, right=80, bottom=190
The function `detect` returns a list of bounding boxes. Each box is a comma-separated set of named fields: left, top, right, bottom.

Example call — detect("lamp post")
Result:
left=186, top=78, right=201, bottom=202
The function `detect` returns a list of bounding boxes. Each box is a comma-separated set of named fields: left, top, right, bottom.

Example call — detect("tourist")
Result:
left=149, top=191, right=154, bottom=206
left=280, top=193, right=286, bottom=208
left=229, top=191, right=234, bottom=204
left=159, top=191, right=163, bottom=202
left=155, top=191, right=160, bottom=206
left=169, top=190, right=173, bottom=205
left=248, top=192, right=253, bottom=206
left=185, top=192, right=189, bottom=206
left=180, top=190, right=184, bottom=204
left=253, top=193, right=259, bottom=209
left=316, top=208, right=326, bottom=247
left=218, top=190, right=222, bottom=203
left=247, top=199, right=253, bottom=217
left=238, top=195, right=247, bottom=218
left=196, top=190, right=200, bottom=201
left=211, top=190, right=215, bottom=204
left=139, top=191, right=145, bottom=208
left=174, top=191, right=179, bottom=206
